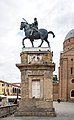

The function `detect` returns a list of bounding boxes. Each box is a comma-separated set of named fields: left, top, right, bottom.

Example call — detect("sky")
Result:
left=0, top=0, right=74, bottom=83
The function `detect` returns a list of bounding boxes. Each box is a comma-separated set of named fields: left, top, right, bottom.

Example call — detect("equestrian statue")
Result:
left=20, top=18, right=55, bottom=48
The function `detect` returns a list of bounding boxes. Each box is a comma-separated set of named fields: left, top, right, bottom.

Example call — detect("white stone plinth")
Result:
left=22, top=47, right=51, bottom=52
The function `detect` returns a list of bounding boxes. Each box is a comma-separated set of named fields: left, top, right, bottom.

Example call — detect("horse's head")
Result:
left=20, top=22, right=26, bottom=30
left=20, top=21, right=30, bottom=31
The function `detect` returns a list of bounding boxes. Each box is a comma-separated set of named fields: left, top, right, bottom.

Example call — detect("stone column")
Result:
left=15, top=47, right=56, bottom=117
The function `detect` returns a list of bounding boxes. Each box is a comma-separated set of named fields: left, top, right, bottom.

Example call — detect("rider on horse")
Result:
left=20, top=18, right=55, bottom=48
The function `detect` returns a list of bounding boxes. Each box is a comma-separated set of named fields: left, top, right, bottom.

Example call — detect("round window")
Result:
left=71, top=79, right=74, bottom=83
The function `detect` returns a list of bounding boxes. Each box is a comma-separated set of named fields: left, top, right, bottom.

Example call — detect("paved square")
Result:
left=1, top=102, right=74, bottom=120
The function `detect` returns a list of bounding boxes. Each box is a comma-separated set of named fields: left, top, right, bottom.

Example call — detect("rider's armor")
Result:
left=32, top=18, right=38, bottom=29
left=30, top=18, right=38, bottom=35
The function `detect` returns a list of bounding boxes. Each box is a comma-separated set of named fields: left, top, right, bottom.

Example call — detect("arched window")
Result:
left=18, top=89, right=21, bottom=93
left=71, top=58, right=73, bottom=61
left=13, top=88, right=15, bottom=93
left=71, top=90, right=74, bottom=97
left=71, top=67, right=73, bottom=74
left=71, top=79, right=74, bottom=83
left=15, top=88, right=17, bottom=93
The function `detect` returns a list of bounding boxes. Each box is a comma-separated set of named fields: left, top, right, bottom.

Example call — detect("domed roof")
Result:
left=65, top=29, right=74, bottom=40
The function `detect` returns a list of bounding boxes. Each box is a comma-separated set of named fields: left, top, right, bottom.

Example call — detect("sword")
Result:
left=22, top=18, right=28, bottom=24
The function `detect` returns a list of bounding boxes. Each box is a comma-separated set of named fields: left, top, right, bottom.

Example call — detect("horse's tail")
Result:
left=48, top=31, right=55, bottom=38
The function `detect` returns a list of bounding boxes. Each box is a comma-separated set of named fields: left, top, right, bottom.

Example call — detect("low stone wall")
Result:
left=0, top=104, right=17, bottom=118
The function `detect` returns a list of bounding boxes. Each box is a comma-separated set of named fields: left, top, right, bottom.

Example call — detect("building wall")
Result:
left=53, top=82, right=59, bottom=101
left=0, top=80, right=21, bottom=96
left=59, top=37, right=74, bottom=101
left=0, top=81, right=4, bottom=94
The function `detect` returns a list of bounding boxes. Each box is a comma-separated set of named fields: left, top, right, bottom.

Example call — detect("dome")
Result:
left=65, top=29, right=74, bottom=40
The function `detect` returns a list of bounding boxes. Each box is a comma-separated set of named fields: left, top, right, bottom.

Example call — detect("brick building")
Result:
left=59, top=29, right=74, bottom=101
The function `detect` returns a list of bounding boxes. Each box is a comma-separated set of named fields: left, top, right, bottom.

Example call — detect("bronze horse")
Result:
left=20, top=21, right=55, bottom=48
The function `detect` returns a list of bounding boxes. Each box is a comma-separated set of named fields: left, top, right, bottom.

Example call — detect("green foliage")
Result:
left=8, top=98, right=16, bottom=102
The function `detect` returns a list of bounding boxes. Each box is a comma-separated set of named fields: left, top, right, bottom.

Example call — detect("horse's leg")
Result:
left=22, top=37, right=27, bottom=48
left=45, top=38, right=50, bottom=48
left=38, top=39, right=44, bottom=47
left=30, top=39, right=34, bottom=47
left=22, top=38, right=25, bottom=48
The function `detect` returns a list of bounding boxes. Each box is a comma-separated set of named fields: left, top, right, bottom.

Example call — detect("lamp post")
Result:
left=16, top=88, right=19, bottom=106
left=17, top=88, right=18, bottom=100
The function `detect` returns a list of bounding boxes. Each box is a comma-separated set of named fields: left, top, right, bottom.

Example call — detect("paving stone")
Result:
left=1, top=102, right=74, bottom=120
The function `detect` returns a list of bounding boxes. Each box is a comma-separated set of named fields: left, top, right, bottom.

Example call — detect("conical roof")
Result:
left=65, top=29, right=74, bottom=40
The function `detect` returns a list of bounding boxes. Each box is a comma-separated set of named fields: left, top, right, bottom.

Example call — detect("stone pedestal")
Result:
left=15, top=47, right=56, bottom=117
